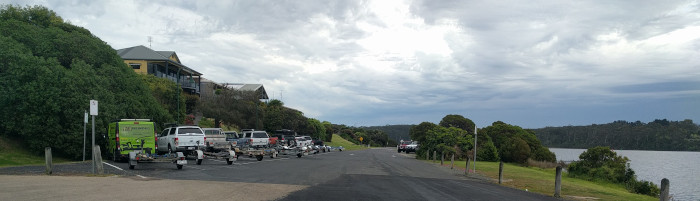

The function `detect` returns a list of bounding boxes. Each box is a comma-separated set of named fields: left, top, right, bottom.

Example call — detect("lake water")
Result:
left=549, top=148, right=700, bottom=201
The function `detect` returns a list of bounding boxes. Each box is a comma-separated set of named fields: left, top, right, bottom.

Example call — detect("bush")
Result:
left=628, top=180, right=660, bottom=197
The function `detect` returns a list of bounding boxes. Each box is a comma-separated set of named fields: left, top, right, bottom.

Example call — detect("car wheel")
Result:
left=168, top=145, right=173, bottom=154
left=177, top=165, right=183, bottom=170
left=196, top=159, right=203, bottom=165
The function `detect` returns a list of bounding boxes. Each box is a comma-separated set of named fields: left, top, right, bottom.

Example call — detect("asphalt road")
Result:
left=1, top=148, right=558, bottom=200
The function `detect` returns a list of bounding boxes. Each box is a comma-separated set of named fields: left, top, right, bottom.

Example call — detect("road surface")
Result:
left=0, top=148, right=557, bottom=200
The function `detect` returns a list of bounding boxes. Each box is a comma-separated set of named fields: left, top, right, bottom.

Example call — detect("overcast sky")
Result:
left=5, top=0, right=700, bottom=128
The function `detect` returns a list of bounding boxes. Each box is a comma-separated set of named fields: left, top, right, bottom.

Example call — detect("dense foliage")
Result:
left=533, top=119, right=700, bottom=151
left=568, top=146, right=660, bottom=197
left=481, top=121, right=556, bottom=163
left=0, top=5, right=173, bottom=159
left=363, top=124, right=411, bottom=145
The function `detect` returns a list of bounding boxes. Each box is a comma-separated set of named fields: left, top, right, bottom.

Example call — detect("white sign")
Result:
left=89, top=100, right=98, bottom=116
left=84, top=111, right=88, bottom=123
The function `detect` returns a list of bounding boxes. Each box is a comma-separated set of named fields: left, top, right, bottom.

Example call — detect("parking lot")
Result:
left=1, top=148, right=558, bottom=201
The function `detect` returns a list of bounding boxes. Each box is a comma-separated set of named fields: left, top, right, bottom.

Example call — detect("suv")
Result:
left=240, top=130, right=271, bottom=148
left=405, top=141, right=419, bottom=153
left=202, top=128, right=230, bottom=151
left=156, top=125, right=205, bottom=156
left=397, top=141, right=410, bottom=153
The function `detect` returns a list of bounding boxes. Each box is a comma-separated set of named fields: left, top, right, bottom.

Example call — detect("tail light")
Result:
left=175, top=137, right=179, bottom=146
left=116, top=132, right=120, bottom=151
left=154, top=131, right=158, bottom=150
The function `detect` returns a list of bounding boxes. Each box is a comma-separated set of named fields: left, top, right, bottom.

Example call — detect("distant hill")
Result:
left=362, top=125, right=414, bottom=143
left=531, top=119, right=700, bottom=151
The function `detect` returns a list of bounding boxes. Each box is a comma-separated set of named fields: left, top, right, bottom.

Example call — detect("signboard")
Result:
left=359, top=137, right=363, bottom=142
left=89, top=100, right=98, bottom=116
left=84, top=111, right=88, bottom=123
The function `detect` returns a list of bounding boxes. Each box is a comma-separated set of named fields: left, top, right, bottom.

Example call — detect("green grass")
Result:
left=0, top=136, right=71, bottom=167
left=429, top=160, right=655, bottom=201
left=326, top=134, right=368, bottom=151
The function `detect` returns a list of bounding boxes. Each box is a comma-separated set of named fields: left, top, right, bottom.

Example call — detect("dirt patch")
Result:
left=0, top=175, right=308, bottom=201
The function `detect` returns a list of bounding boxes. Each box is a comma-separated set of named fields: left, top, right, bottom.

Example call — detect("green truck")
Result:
left=107, top=119, right=157, bottom=161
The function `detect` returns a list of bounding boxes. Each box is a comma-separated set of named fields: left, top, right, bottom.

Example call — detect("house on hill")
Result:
left=116, top=45, right=202, bottom=95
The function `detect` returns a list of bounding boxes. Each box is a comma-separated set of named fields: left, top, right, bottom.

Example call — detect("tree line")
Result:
left=410, top=115, right=555, bottom=164
left=532, top=119, right=700, bottom=151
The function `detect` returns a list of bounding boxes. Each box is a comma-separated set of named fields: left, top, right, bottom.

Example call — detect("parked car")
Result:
left=156, top=125, right=205, bottom=156
left=405, top=141, right=419, bottom=153
left=397, top=141, right=411, bottom=153
left=201, top=128, right=230, bottom=151
left=240, top=130, right=271, bottom=148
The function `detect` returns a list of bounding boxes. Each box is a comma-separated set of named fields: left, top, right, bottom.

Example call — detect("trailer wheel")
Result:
left=196, top=159, right=203, bottom=165
left=177, top=165, right=183, bottom=170
left=226, top=158, right=233, bottom=165
left=297, top=153, right=302, bottom=158
left=256, top=155, right=263, bottom=161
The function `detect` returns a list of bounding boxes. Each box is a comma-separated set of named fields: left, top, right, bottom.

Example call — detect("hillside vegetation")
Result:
left=532, top=119, right=700, bottom=151
left=0, top=5, right=175, bottom=159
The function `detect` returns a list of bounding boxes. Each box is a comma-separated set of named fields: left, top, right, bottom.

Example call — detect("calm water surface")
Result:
left=549, top=148, right=700, bottom=201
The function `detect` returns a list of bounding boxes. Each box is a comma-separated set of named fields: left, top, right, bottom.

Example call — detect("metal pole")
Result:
left=177, top=67, right=181, bottom=124
left=91, top=115, right=95, bottom=174
left=473, top=125, right=477, bottom=173
left=83, top=110, right=86, bottom=161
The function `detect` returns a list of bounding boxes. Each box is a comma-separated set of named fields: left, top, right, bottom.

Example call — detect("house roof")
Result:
left=221, top=83, right=269, bottom=99
left=116, top=45, right=201, bottom=75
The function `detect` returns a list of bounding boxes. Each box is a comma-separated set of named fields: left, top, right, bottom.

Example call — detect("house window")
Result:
left=129, top=63, right=141, bottom=69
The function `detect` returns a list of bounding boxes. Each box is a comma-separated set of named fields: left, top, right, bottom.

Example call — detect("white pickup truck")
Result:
left=201, top=128, right=230, bottom=151
left=157, top=125, right=205, bottom=156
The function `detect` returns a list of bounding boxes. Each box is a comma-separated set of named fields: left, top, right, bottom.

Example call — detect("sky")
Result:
left=4, top=0, right=700, bottom=128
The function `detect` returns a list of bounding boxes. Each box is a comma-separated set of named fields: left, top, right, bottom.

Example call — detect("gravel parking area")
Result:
left=0, top=175, right=307, bottom=201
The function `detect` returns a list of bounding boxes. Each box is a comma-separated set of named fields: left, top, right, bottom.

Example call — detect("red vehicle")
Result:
left=397, top=141, right=411, bottom=153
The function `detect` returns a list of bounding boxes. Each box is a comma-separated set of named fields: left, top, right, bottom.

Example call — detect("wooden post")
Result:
left=554, top=166, right=562, bottom=198
left=45, top=147, right=52, bottom=175
left=466, top=157, right=470, bottom=175
left=425, top=150, right=429, bottom=160
left=93, top=145, right=104, bottom=174
left=440, top=153, right=444, bottom=165
left=498, top=161, right=504, bottom=184
left=659, top=178, right=669, bottom=201
left=450, top=154, right=455, bottom=169
left=433, top=151, right=436, bottom=163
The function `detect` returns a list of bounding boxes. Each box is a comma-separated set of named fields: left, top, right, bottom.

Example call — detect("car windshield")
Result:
left=178, top=128, right=203, bottom=134
left=225, top=133, right=238, bottom=138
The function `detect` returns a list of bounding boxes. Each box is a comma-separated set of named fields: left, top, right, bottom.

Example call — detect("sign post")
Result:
left=473, top=125, right=477, bottom=173
left=83, top=111, right=87, bottom=161
left=90, top=100, right=98, bottom=174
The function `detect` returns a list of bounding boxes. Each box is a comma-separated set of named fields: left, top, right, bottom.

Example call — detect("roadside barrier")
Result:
left=498, top=161, right=503, bottom=184
left=660, top=178, right=669, bottom=201
left=45, top=147, right=52, bottom=175
left=554, top=166, right=562, bottom=197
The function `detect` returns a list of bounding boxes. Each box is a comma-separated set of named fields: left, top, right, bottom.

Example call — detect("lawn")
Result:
left=428, top=159, right=656, bottom=201
left=326, top=134, right=368, bottom=151
left=0, top=136, right=70, bottom=167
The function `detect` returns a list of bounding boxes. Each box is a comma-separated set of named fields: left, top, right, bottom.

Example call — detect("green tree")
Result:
left=0, top=5, right=172, bottom=159
left=409, top=122, right=438, bottom=143
left=439, top=114, right=475, bottom=134
left=482, top=121, right=556, bottom=163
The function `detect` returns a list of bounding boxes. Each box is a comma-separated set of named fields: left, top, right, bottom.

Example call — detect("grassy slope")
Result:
left=326, top=134, right=368, bottom=151
left=428, top=160, right=655, bottom=201
left=0, top=136, right=70, bottom=167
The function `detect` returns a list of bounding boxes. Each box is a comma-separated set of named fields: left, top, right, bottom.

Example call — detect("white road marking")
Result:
left=103, top=162, right=147, bottom=179
left=102, top=162, right=123, bottom=171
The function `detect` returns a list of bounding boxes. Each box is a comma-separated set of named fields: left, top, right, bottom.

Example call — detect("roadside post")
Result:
left=425, top=150, right=429, bottom=160
left=473, top=125, right=477, bottom=173
left=450, top=154, right=455, bottom=169
left=45, top=147, right=52, bottom=175
left=83, top=111, right=87, bottom=161
left=93, top=145, right=104, bottom=174
left=440, top=153, right=444, bottom=165
left=433, top=151, right=436, bottom=163
left=466, top=157, right=470, bottom=175
left=498, top=161, right=504, bottom=184
left=554, top=166, right=562, bottom=197
left=90, top=100, right=98, bottom=174
left=660, top=178, right=669, bottom=201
